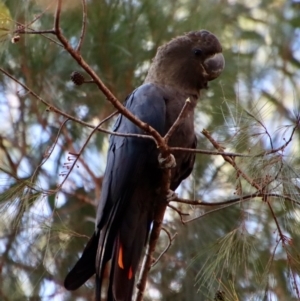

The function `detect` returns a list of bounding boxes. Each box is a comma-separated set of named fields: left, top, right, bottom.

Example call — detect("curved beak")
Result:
left=203, top=52, right=225, bottom=81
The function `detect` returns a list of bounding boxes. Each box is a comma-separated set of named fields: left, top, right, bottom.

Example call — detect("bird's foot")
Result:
left=166, top=190, right=178, bottom=202
left=158, top=153, right=176, bottom=169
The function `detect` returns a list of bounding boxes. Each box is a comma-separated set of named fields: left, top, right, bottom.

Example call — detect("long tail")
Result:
left=64, top=202, right=150, bottom=301
left=64, top=233, right=98, bottom=290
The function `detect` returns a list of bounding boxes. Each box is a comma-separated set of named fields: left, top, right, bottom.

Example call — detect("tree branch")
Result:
left=202, top=129, right=263, bottom=191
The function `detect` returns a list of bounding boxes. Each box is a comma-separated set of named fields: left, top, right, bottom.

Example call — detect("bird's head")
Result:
left=145, top=30, right=225, bottom=97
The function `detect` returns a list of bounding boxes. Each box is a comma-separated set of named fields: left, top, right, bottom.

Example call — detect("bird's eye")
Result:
left=194, top=48, right=203, bottom=56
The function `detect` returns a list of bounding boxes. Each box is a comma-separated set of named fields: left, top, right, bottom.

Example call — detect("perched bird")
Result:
left=64, top=30, right=224, bottom=301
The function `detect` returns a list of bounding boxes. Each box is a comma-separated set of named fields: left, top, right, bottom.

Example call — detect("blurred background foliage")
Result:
left=0, top=0, right=300, bottom=300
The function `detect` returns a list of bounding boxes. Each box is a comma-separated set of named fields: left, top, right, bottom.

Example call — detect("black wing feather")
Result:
left=64, top=83, right=167, bottom=301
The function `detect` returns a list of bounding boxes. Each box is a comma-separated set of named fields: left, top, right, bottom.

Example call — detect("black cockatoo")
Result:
left=64, top=30, right=224, bottom=301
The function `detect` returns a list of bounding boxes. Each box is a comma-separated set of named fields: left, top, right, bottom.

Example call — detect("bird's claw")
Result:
left=166, top=190, right=178, bottom=202
left=158, top=153, right=176, bottom=169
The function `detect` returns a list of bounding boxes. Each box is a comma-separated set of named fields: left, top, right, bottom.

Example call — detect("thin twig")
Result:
left=164, top=98, right=191, bottom=143
left=254, top=115, right=300, bottom=157
left=22, top=1, right=54, bottom=28
left=266, top=201, right=300, bottom=298
left=13, top=1, right=62, bottom=47
left=60, top=126, right=100, bottom=186
left=183, top=203, right=239, bottom=224
left=152, top=227, right=177, bottom=267
left=0, top=136, right=18, bottom=175
left=76, top=0, right=87, bottom=52
left=172, top=193, right=258, bottom=206
left=31, top=118, right=70, bottom=183
left=55, top=111, right=118, bottom=191
left=245, top=109, right=274, bottom=150
left=14, top=26, right=62, bottom=47
left=172, top=192, right=300, bottom=209
left=167, top=203, right=189, bottom=223
left=172, top=192, right=300, bottom=207
left=170, top=146, right=251, bottom=157
left=14, top=17, right=62, bottom=46
left=202, top=129, right=262, bottom=191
